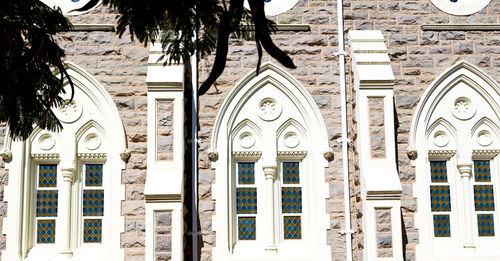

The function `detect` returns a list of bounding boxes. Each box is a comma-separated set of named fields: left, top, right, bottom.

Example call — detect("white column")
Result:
left=263, top=165, right=277, bottom=252
left=457, top=163, right=475, bottom=248
left=59, top=165, right=76, bottom=258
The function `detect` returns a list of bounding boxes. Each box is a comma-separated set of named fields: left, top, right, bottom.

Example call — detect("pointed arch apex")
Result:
left=210, top=62, right=329, bottom=152
left=409, top=60, right=500, bottom=147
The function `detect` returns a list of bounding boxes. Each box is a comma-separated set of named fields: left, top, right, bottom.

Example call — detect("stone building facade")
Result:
left=1, top=0, right=500, bottom=260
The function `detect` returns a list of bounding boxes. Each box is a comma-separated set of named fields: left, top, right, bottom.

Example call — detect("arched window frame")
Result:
left=2, top=62, right=127, bottom=261
left=410, top=61, right=500, bottom=260
left=210, top=63, right=331, bottom=261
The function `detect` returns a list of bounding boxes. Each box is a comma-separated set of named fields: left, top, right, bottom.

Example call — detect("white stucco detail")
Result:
left=144, top=43, right=185, bottom=261
left=2, top=62, right=126, bottom=261
left=410, top=61, right=500, bottom=260
left=211, top=62, right=331, bottom=261
left=349, top=30, right=403, bottom=261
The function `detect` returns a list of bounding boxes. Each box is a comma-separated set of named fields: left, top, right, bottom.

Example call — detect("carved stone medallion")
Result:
left=39, top=134, right=56, bottom=151
left=477, top=130, right=493, bottom=147
left=451, top=97, right=476, bottom=120
left=284, top=131, right=300, bottom=148
left=433, top=131, right=449, bottom=147
left=57, top=99, right=83, bottom=123
left=85, top=133, right=101, bottom=150
left=239, top=132, right=256, bottom=149
left=257, top=98, right=282, bottom=121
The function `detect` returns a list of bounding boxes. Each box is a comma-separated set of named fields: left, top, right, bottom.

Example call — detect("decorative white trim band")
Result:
left=277, top=151, right=307, bottom=160
left=472, top=149, right=500, bottom=158
left=231, top=151, right=262, bottom=160
left=422, top=24, right=500, bottom=31
left=30, top=153, right=60, bottom=160
left=71, top=24, right=115, bottom=31
left=428, top=150, right=456, bottom=159
left=77, top=153, right=107, bottom=160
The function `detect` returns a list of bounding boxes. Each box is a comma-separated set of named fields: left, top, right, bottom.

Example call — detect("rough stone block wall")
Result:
left=376, top=208, right=393, bottom=258
left=0, top=4, right=149, bottom=261
left=197, top=0, right=360, bottom=260
left=343, top=0, right=500, bottom=260
left=368, top=97, right=386, bottom=158
left=155, top=211, right=173, bottom=261
left=156, top=100, right=174, bottom=161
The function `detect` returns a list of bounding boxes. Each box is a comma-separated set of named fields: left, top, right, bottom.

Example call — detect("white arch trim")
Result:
left=2, top=62, right=126, bottom=261
left=410, top=61, right=500, bottom=148
left=210, top=62, right=329, bottom=153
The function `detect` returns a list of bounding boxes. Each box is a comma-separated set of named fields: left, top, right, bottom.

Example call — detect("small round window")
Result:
left=245, top=0, right=300, bottom=16
left=430, top=0, right=491, bottom=15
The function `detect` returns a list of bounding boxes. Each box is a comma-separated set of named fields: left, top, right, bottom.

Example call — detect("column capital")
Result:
left=262, top=165, right=277, bottom=180
left=61, top=166, right=76, bottom=182
left=457, top=162, right=473, bottom=178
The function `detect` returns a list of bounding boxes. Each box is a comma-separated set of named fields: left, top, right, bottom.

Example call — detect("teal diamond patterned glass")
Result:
left=39, top=164, right=57, bottom=188
left=477, top=214, right=495, bottom=237
left=430, top=161, right=447, bottom=183
left=236, top=188, right=257, bottom=214
left=84, top=219, right=102, bottom=243
left=83, top=189, right=104, bottom=216
left=238, top=163, right=255, bottom=185
left=283, top=162, right=300, bottom=184
left=430, top=185, right=451, bottom=212
left=284, top=216, right=301, bottom=239
left=433, top=214, right=451, bottom=237
left=474, top=185, right=495, bottom=211
left=36, top=190, right=58, bottom=217
left=238, top=217, right=256, bottom=240
left=474, top=160, right=491, bottom=182
left=282, top=187, right=302, bottom=214
left=37, top=219, right=56, bottom=244
left=86, top=164, right=103, bottom=187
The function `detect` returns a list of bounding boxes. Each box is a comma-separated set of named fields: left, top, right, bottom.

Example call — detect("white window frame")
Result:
left=410, top=61, right=500, bottom=260
left=210, top=63, right=331, bottom=261
left=2, top=62, right=126, bottom=261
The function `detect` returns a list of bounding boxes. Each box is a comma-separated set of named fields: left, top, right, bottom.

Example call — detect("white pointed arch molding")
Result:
left=410, top=61, right=500, bottom=260
left=210, top=62, right=331, bottom=260
left=2, top=62, right=126, bottom=261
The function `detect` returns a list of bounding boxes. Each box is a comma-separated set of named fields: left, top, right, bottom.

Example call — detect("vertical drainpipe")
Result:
left=336, top=0, right=353, bottom=260
left=191, top=49, right=199, bottom=260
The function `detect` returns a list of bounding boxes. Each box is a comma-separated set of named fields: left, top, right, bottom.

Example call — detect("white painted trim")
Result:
left=211, top=62, right=331, bottom=261
left=410, top=61, right=500, bottom=260
left=2, top=62, right=126, bottom=261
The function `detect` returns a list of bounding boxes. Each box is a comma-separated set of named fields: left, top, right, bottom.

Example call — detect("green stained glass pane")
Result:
left=84, top=219, right=102, bottom=243
left=86, top=164, right=103, bottom=187
left=430, top=185, right=451, bottom=212
left=236, top=188, right=257, bottom=214
left=474, top=160, right=491, bottom=182
left=39, top=164, right=57, bottom=188
left=433, top=214, right=451, bottom=237
left=36, top=190, right=58, bottom=217
left=37, top=219, right=56, bottom=244
left=238, top=163, right=255, bottom=185
left=83, top=189, right=104, bottom=216
left=284, top=216, right=301, bottom=239
left=430, top=161, right=447, bottom=183
left=474, top=185, right=495, bottom=211
left=282, top=187, right=302, bottom=214
left=477, top=214, right=495, bottom=237
left=283, top=162, right=300, bottom=184
left=238, top=217, right=256, bottom=240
